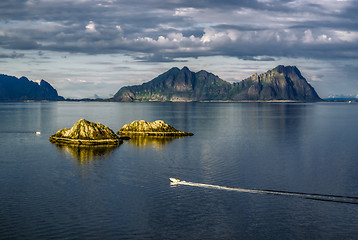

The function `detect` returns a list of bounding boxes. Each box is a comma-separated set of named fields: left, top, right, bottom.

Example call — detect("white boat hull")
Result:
left=169, top=178, right=180, bottom=183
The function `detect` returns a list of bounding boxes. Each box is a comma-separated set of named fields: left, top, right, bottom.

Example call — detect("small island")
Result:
left=49, top=119, right=122, bottom=145
left=117, top=120, right=194, bottom=136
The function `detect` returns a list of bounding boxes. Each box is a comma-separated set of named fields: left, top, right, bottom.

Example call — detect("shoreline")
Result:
left=117, top=131, right=193, bottom=136
left=49, top=136, right=122, bottom=146
left=2, top=99, right=357, bottom=103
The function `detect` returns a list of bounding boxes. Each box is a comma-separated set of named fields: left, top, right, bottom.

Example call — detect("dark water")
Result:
left=1, top=102, right=358, bottom=239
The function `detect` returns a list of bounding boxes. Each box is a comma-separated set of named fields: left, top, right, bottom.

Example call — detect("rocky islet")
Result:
left=49, top=119, right=122, bottom=145
left=49, top=119, right=193, bottom=146
left=117, top=120, right=194, bottom=136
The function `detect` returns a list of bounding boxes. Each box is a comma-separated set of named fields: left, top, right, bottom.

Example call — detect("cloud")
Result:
left=116, top=25, right=122, bottom=32
left=303, top=29, right=315, bottom=43
left=0, top=0, right=357, bottom=62
left=134, top=54, right=188, bottom=63
left=0, top=51, right=24, bottom=58
left=241, top=56, right=276, bottom=61
left=85, top=21, right=97, bottom=33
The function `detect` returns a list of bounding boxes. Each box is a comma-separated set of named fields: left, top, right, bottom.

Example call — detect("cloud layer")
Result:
left=1, top=0, right=357, bottom=61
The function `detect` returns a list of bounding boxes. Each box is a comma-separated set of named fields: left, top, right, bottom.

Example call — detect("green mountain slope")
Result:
left=110, top=65, right=321, bottom=102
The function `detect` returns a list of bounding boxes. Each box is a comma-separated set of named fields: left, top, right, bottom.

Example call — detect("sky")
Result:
left=0, top=0, right=357, bottom=99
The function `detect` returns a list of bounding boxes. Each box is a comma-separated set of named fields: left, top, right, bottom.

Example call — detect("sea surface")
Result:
left=0, top=102, right=358, bottom=239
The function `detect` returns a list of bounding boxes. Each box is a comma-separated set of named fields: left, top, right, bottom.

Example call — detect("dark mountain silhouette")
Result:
left=0, top=74, right=64, bottom=101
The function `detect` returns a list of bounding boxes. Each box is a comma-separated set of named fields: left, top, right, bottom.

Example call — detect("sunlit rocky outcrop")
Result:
left=117, top=120, right=193, bottom=136
left=49, top=119, right=122, bottom=145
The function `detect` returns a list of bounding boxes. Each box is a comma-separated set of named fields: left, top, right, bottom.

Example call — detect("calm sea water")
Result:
left=0, top=102, right=358, bottom=239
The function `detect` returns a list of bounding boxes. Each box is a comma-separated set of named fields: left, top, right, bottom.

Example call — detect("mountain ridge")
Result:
left=110, top=65, right=321, bottom=102
left=0, top=74, right=64, bottom=101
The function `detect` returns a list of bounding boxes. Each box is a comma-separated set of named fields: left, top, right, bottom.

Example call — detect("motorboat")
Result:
left=169, top=178, right=180, bottom=183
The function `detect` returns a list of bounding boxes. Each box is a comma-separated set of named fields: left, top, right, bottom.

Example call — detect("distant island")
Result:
left=1, top=65, right=322, bottom=102
left=110, top=65, right=322, bottom=102
left=0, top=74, right=64, bottom=101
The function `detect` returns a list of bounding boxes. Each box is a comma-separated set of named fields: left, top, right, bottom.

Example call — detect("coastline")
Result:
left=49, top=136, right=122, bottom=146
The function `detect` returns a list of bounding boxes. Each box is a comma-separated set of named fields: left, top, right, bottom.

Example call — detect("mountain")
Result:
left=229, top=65, right=321, bottom=101
left=0, top=74, right=64, bottom=101
left=110, top=65, right=321, bottom=102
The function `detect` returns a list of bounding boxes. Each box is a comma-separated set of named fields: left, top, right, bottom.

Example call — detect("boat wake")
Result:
left=170, top=178, right=358, bottom=204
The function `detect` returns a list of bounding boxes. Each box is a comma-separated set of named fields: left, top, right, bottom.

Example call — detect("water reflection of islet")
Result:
left=54, top=144, right=119, bottom=164
left=124, top=135, right=185, bottom=150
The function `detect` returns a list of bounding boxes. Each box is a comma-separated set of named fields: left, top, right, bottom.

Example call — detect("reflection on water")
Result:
left=54, top=144, right=119, bottom=164
left=125, top=135, right=185, bottom=149
left=245, top=103, right=308, bottom=141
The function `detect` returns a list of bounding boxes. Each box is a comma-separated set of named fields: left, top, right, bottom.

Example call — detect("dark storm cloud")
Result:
left=134, top=54, right=188, bottom=63
left=213, top=24, right=267, bottom=32
left=0, top=35, right=40, bottom=50
left=241, top=56, right=276, bottom=61
left=0, top=51, right=24, bottom=59
left=289, top=21, right=358, bottom=31
left=0, top=0, right=357, bottom=62
left=119, top=0, right=294, bottom=12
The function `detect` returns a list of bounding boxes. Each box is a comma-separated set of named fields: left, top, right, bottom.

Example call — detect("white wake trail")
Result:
left=171, top=180, right=358, bottom=204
